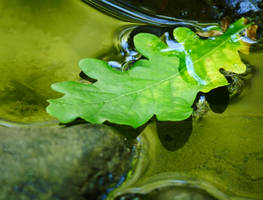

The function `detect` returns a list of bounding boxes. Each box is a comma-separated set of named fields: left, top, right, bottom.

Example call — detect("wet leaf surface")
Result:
left=47, top=19, right=249, bottom=128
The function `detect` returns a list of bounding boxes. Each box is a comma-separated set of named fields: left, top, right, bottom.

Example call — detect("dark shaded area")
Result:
left=205, top=86, right=230, bottom=113
left=128, top=25, right=171, bottom=51
left=105, top=121, right=147, bottom=140
left=156, top=117, right=193, bottom=151
left=62, top=118, right=147, bottom=141
left=0, top=80, right=47, bottom=116
left=0, top=80, right=47, bottom=107
left=129, top=25, right=169, bottom=39
left=83, top=0, right=263, bottom=24
left=118, top=0, right=220, bottom=21
left=115, top=186, right=218, bottom=200
left=79, top=71, right=97, bottom=83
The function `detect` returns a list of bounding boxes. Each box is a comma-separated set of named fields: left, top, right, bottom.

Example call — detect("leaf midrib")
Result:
left=58, top=26, right=245, bottom=106
left=99, top=27, right=244, bottom=104
left=192, top=26, right=244, bottom=66
left=91, top=71, right=181, bottom=104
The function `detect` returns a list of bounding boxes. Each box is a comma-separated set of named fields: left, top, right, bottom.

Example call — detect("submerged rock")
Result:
left=0, top=124, right=135, bottom=200
left=222, top=0, right=262, bottom=15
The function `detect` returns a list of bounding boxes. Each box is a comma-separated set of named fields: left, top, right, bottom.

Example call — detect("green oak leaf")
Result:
left=174, top=17, right=248, bottom=92
left=47, top=18, right=249, bottom=128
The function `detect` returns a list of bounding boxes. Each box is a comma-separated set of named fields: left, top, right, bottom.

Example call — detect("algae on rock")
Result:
left=0, top=124, right=135, bottom=200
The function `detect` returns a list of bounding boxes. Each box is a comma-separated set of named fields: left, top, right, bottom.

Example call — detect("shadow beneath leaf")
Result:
left=205, top=86, right=229, bottom=113
left=156, top=117, right=193, bottom=152
left=105, top=121, right=147, bottom=140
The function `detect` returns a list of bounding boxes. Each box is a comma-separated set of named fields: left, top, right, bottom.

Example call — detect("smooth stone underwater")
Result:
left=0, top=124, right=135, bottom=200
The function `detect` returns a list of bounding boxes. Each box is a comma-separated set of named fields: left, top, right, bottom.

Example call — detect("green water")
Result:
left=0, top=0, right=127, bottom=123
left=0, top=0, right=263, bottom=200
left=108, top=52, right=263, bottom=200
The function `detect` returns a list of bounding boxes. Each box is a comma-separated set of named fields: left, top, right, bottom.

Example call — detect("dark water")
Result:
left=83, top=0, right=263, bottom=24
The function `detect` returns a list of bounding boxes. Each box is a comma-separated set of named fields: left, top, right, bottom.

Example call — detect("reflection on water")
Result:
left=82, top=0, right=219, bottom=26
left=83, top=0, right=263, bottom=24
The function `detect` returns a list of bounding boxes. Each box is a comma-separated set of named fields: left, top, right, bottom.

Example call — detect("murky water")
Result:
left=0, top=0, right=263, bottom=200
left=0, top=0, right=127, bottom=124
